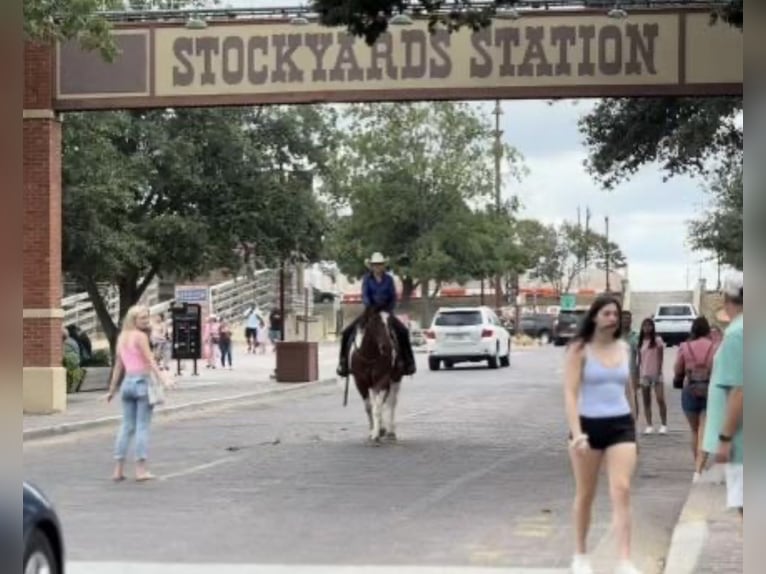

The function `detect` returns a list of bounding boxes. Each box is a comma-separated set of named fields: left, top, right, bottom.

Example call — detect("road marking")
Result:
left=158, top=456, right=238, bottom=481
left=69, top=563, right=568, bottom=574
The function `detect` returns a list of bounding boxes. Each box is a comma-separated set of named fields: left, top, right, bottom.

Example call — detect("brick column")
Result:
left=23, top=41, right=66, bottom=413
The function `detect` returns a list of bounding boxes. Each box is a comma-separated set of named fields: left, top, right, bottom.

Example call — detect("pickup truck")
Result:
left=653, top=303, right=698, bottom=346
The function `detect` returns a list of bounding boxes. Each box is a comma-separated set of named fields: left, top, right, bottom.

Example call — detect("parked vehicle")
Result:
left=653, top=303, right=698, bottom=346
left=553, top=308, right=588, bottom=346
left=517, top=313, right=556, bottom=343
left=425, top=306, right=511, bottom=370
left=23, top=482, right=64, bottom=574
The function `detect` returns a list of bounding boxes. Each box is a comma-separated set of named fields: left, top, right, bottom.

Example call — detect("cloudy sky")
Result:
left=205, top=1, right=720, bottom=290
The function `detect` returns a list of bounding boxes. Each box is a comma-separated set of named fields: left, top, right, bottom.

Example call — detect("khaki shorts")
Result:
left=639, top=376, right=662, bottom=387
left=725, top=463, right=743, bottom=509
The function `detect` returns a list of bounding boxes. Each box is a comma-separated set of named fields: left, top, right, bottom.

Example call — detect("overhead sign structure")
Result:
left=54, top=9, right=742, bottom=110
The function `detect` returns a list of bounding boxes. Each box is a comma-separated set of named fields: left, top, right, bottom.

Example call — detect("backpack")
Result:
left=683, top=340, right=714, bottom=397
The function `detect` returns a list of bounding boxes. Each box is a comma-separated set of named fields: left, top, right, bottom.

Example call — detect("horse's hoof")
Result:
left=378, top=428, right=387, bottom=439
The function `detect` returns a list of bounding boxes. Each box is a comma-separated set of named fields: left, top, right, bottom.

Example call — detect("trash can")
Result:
left=275, top=341, right=319, bottom=383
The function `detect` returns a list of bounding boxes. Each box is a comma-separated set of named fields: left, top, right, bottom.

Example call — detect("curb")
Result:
left=23, top=377, right=338, bottom=442
left=662, top=473, right=726, bottom=574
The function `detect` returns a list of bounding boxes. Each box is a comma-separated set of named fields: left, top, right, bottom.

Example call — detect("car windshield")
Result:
left=434, top=311, right=483, bottom=327
left=558, top=311, right=585, bottom=324
left=657, top=306, right=692, bottom=317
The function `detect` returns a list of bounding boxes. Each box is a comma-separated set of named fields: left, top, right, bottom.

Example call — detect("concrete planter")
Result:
left=78, top=366, right=112, bottom=393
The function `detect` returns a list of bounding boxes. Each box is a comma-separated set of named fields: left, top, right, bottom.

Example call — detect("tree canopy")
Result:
left=322, top=102, right=527, bottom=300
left=63, top=106, right=337, bottom=346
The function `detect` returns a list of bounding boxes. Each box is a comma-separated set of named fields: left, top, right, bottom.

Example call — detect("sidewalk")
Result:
left=24, top=342, right=340, bottom=441
left=663, top=467, right=743, bottom=574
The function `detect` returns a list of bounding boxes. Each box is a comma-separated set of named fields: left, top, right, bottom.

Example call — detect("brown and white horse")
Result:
left=349, top=307, right=403, bottom=443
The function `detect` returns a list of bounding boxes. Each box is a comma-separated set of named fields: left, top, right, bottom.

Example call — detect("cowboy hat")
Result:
left=368, top=252, right=388, bottom=265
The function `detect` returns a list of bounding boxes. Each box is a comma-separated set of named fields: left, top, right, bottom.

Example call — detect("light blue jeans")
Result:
left=114, top=375, right=154, bottom=461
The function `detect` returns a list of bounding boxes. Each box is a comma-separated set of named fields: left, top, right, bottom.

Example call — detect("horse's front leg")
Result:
left=384, top=382, right=401, bottom=441
left=370, top=389, right=384, bottom=442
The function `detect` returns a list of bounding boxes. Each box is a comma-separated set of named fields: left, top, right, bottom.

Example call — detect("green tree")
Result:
left=313, top=0, right=742, bottom=44
left=63, top=106, right=336, bottom=350
left=529, top=222, right=627, bottom=296
left=688, top=164, right=743, bottom=270
left=322, top=102, right=525, bottom=300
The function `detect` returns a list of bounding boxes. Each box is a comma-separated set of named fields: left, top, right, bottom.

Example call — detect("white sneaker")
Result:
left=658, top=425, right=668, bottom=435
left=615, top=560, right=643, bottom=574
left=692, top=471, right=701, bottom=483
left=643, top=426, right=654, bottom=435
left=571, top=554, right=595, bottom=574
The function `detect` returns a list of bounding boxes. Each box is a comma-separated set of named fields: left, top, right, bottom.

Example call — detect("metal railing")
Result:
left=62, top=266, right=312, bottom=336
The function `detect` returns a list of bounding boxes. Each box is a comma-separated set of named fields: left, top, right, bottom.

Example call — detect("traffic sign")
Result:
left=560, top=293, right=576, bottom=311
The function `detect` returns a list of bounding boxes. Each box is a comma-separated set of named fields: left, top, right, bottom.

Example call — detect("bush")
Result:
left=63, top=351, right=86, bottom=393
left=82, top=348, right=111, bottom=367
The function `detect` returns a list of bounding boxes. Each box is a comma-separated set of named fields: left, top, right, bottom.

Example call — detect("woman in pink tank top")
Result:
left=674, top=316, right=717, bottom=481
left=106, top=305, right=172, bottom=482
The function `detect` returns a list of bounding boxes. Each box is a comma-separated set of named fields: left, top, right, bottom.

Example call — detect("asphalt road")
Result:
left=23, top=347, right=693, bottom=574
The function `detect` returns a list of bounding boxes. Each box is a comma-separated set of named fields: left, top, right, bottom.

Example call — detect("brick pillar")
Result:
left=23, top=41, right=66, bottom=413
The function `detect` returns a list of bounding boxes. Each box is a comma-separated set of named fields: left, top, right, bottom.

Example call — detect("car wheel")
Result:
left=500, top=342, right=510, bottom=367
left=554, top=338, right=565, bottom=347
left=24, top=529, right=58, bottom=574
left=539, top=330, right=551, bottom=345
left=488, top=345, right=499, bottom=369
left=428, top=357, right=440, bottom=371
left=444, top=361, right=454, bottom=369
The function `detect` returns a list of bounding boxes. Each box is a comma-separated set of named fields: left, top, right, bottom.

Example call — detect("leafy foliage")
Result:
left=322, top=102, right=526, bottom=299
left=688, top=164, right=743, bottom=270
left=63, top=106, right=337, bottom=347
left=528, top=222, right=626, bottom=295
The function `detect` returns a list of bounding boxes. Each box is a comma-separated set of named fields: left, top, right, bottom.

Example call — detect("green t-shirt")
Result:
left=703, top=314, right=744, bottom=463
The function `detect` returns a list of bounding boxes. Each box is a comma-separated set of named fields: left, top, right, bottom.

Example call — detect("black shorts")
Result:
left=245, top=327, right=256, bottom=340
left=576, top=414, right=636, bottom=451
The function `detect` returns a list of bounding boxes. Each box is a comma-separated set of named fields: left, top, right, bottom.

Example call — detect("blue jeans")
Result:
left=114, top=375, right=154, bottom=461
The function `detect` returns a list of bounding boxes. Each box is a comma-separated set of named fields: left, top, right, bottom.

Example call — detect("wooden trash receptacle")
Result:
left=275, top=341, right=319, bottom=383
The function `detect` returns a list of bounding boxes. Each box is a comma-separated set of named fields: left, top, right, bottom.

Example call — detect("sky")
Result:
left=200, top=1, right=721, bottom=291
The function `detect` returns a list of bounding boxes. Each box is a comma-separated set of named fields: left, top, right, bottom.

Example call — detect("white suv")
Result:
left=653, top=303, right=698, bottom=346
left=425, top=306, right=511, bottom=370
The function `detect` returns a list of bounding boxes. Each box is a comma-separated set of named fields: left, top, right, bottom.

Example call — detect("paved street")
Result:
left=24, top=347, right=693, bottom=574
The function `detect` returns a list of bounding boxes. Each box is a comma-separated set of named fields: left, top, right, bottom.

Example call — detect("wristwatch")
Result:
left=718, top=433, right=732, bottom=443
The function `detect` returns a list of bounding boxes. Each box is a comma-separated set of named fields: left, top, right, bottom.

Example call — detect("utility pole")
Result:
left=493, top=99, right=504, bottom=310
left=604, top=215, right=611, bottom=293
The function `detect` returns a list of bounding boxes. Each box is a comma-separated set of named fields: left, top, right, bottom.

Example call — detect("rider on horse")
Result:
left=336, top=252, right=417, bottom=378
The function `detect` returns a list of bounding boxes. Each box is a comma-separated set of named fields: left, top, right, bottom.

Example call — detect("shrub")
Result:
left=82, top=348, right=111, bottom=367
left=63, top=351, right=86, bottom=393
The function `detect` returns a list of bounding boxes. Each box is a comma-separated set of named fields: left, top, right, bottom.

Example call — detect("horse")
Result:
left=349, top=306, right=403, bottom=443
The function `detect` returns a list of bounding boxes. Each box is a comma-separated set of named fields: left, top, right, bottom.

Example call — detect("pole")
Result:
left=493, top=99, right=504, bottom=310
left=303, top=286, right=309, bottom=341
left=279, top=261, right=286, bottom=342
left=604, top=215, right=611, bottom=293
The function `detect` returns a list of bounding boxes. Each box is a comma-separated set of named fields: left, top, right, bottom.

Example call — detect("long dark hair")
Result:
left=638, top=317, right=658, bottom=349
left=689, top=316, right=711, bottom=341
left=573, top=294, right=623, bottom=345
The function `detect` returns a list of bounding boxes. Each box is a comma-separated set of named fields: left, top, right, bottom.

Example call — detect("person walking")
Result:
left=637, top=318, right=667, bottom=435
left=621, top=311, right=640, bottom=420
left=703, top=272, right=744, bottom=519
left=268, top=305, right=283, bottom=350
left=204, top=315, right=220, bottom=369
left=150, top=313, right=170, bottom=371
left=563, top=295, right=641, bottom=574
left=674, top=316, right=717, bottom=482
left=106, top=305, right=172, bottom=482
left=219, top=319, right=233, bottom=369
left=244, top=305, right=263, bottom=353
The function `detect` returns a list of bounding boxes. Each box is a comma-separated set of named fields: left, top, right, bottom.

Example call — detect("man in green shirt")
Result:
left=703, top=272, right=744, bottom=515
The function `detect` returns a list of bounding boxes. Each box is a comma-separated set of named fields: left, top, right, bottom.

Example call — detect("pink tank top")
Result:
left=119, top=336, right=150, bottom=374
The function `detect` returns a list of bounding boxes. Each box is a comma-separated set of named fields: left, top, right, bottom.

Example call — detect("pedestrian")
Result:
left=244, top=305, right=263, bottom=353
left=219, top=319, right=233, bottom=369
left=257, top=316, right=268, bottom=354
left=621, top=311, right=640, bottom=420
left=106, top=305, right=172, bottom=482
left=702, top=272, right=744, bottom=519
left=637, top=318, right=668, bottom=435
left=150, top=313, right=170, bottom=371
left=674, top=316, right=716, bottom=482
left=268, top=305, right=283, bottom=351
left=204, top=315, right=220, bottom=369
left=563, top=294, right=641, bottom=574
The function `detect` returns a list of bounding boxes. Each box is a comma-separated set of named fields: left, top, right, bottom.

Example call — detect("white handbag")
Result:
left=148, top=374, right=166, bottom=406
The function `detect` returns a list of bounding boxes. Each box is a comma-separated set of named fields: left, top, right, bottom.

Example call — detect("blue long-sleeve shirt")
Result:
left=362, top=272, right=397, bottom=313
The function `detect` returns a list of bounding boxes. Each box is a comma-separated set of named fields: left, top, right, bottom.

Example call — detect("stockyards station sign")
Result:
left=54, top=9, right=742, bottom=110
